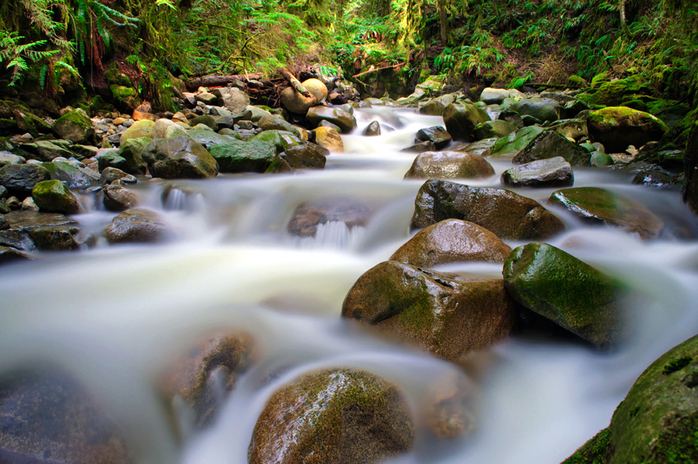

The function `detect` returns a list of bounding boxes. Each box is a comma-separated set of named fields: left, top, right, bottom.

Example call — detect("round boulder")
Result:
left=142, top=136, right=219, bottom=179
left=501, top=157, right=574, bottom=188
left=313, top=126, right=344, bottom=152
left=104, top=208, right=170, bottom=244
left=587, top=106, right=668, bottom=153
left=31, top=180, right=79, bottom=214
left=280, top=86, right=318, bottom=115
left=404, top=151, right=495, bottom=180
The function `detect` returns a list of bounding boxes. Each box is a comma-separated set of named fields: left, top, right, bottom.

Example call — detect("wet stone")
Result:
left=404, top=151, right=495, bottom=180
left=0, top=164, right=51, bottom=198
left=0, top=245, right=31, bottom=263
left=27, top=225, right=81, bottom=251
left=415, top=126, right=452, bottom=149
left=31, top=180, right=80, bottom=215
left=401, top=141, right=436, bottom=153
left=100, top=167, right=138, bottom=186
left=364, top=120, right=381, bottom=136
left=104, top=208, right=170, bottom=244
left=287, top=199, right=372, bottom=237
left=103, top=184, right=139, bottom=212
left=501, top=156, right=574, bottom=188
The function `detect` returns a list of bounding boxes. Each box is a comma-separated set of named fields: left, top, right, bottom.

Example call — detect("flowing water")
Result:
left=2, top=107, right=698, bottom=464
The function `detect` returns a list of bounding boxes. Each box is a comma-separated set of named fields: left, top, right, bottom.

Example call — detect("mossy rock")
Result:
left=209, top=140, right=277, bottom=173
left=31, top=180, right=79, bottom=214
left=187, top=129, right=238, bottom=148
left=152, top=118, right=189, bottom=140
left=404, top=151, right=495, bottom=180
left=249, top=368, right=413, bottom=464
left=564, top=334, right=698, bottom=463
left=443, top=102, right=491, bottom=142
left=549, top=186, right=665, bottom=239
left=51, top=109, right=95, bottom=144
left=27, top=225, right=81, bottom=251
left=119, top=120, right=154, bottom=145
left=568, top=75, right=589, bottom=88
left=342, top=261, right=516, bottom=361
left=415, top=126, right=452, bottom=149
left=142, top=136, right=218, bottom=179
left=119, top=137, right=150, bottom=175
left=418, top=94, right=456, bottom=115
left=474, top=120, right=516, bottom=140
left=503, top=242, right=624, bottom=347
left=109, top=84, right=140, bottom=112
left=188, top=115, right=217, bottom=131
left=514, top=131, right=591, bottom=166
left=587, top=106, right=669, bottom=153
left=684, top=121, right=698, bottom=215
left=510, top=98, right=560, bottom=123
left=279, top=143, right=328, bottom=170
left=549, top=119, right=588, bottom=142
left=489, top=126, right=545, bottom=158
left=41, top=161, right=95, bottom=189
left=501, top=157, right=574, bottom=188
left=250, top=130, right=301, bottom=154
left=410, top=179, right=565, bottom=240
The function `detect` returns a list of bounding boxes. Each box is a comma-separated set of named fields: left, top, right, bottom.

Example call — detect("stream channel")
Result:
left=2, top=106, right=698, bottom=464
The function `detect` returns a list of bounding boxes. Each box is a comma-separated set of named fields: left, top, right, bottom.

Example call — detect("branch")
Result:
left=279, top=68, right=311, bottom=98
left=352, top=62, right=405, bottom=78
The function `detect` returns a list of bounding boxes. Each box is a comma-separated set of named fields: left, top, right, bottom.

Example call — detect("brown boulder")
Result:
left=404, top=151, right=495, bottom=180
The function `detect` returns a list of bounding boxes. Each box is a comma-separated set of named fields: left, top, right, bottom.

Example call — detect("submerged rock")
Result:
left=159, top=329, right=256, bottom=431
left=279, top=143, right=328, bottom=169
left=342, top=261, right=516, bottom=361
left=503, top=242, right=624, bottom=347
left=587, top=106, right=668, bottom=153
left=404, top=151, right=495, bottom=180
left=411, top=179, right=565, bottom=240
left=104, top=208, right=170, bottom=244
left=249, top=368, right=413, bottom=464
left=390, top=219, right=511, bottom=267
left=364, top=120, right=381, bottom=136
left=564, top=334, right=698, bottom=463
left=0, top=245, right=31, bottom=263
left=549, top=187, right=665, bottom=239
left=501, top=157, right=574, bottom=188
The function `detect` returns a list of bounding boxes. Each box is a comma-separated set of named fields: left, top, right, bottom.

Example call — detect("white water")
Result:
left=2, top=107, right=698, bottom=464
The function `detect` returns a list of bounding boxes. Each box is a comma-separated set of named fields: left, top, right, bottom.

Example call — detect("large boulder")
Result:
left=258, top=114, right=300, bottom=138
left=158, top=329, right=255, bottom=430
left=41, top=161, right=96, bottom=189
left=302, top=78, right=328, bottom=103
left=250, top=130, right=302, bottom=154
left=187, top=129, right=238, bottom=149
left=280, top=86, right=318, bottom=115
left=1, top=211, right=82, bottom=252
left=443, top=102, right=491, bottom=142
left=31, top=180, right=80, bottom=214
left=209, top=140, right=277, bottom=173
left=51, top=109, right=95, bottom=144
left=279, top=143, right=328, bottom=169
left=503, top=242, right=624, bottom=347
left=415, top=126, right=451, bottom=149
left=513, top=131, right=591, bottom=166
left=489, top=126, right=545, bottom=158
left=142, top=136, right=218, bottom=179
left=119, top=119, right=154, bottom=145
left=390, top=219, right=511, bottom=267
left=587, top=107, right=668, bottom=153
left=152, top=118, right=189, bottom=139
left=564, top=334, right=698, bottom=463
left=342, top=261, right=516, bottom=361
left=474, top=120, right=516, bottom=140
left=0, top=368, right=133, bottom=464
left=217, top=87, right=250, bottom=115
left=480, top=87, right=524, bottom=105
left=313, top=126, right=344, bottom=152
left=404, top=151, right=495, bottom=180
left=549, top=187, right=665, bottom=240
left=501, top=157, right=574, bottom=188
left=248, top=368, right=413, bottom=464
left=119, top=137, right=150, bottom=175
left=0, top=164, right=51, bottom=198
left=411, top=179, right=565, bottom=240
left=419, top=94, right=456, bottom=115
left=104, top=208, right=170, bottom=244
left=684, top=121, right=698, bottom=215
left=510, top=98, right=559, bottom=122
left=550, top=118, right=588, bottom=142
left=306, top=106, right=357, bottom=133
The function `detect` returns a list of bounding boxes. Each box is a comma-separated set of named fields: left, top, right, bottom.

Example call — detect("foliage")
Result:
left=0, top=31, right=59, bottom=85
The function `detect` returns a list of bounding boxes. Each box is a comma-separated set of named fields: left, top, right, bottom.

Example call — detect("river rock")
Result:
left=118, top=137, right=149, bottom=174
left=152, top=118, right=189, bottom=140
left=104, top=208, right=170, bottom=243
left=21, top=196, right=39, bottom=212
left=587, top=107, right=668, bottom=153
left=120, top=119, right=154, bottom=145
left=103, top=184, right=139, bottom=212
left=279, top=143, right=328, bottom=169
left=0, top=214, right=7, bottom=230
left=513, top=131, right=591, bottom=166
left=416, top=126, right=451, bottom=149
left=188, top=129, right=238, bottom=149
left=287, top=199, right=371, bottom=237
left=510, top=98, right=559, bottom=122
left=41, top=161, right=95, bottom=189
left=342, top=261, right=516, bottom=361
left=250, top=130, right=302, bottom=154
left=489, top=126, right=545, bottom=158
left=217, top=87, right=250, bottom=115
left=0, top=152, right=24, bottom=167
left=564, top=334, right=698, bottom=464
left=503, top=242, right=623, bottom=347
left=31, top=180, right=79, bottom=214
left=249, top=368, right=413, bottom=464
left=549, top=187, right=665, bottom=239
left=550, top=118, right=588, bottom=142
left=401, top=141, right=436, bottom=153
left=306, top=106, right=357, bottom=133
left=419, top=94, right=456, bottom=115
left=159, top=329, right=256, bottom=430
left=20, top=140, right=74, bottom=161
left=501, top=157, right=574, bottom=188
left=280, top=87, right=318, bottom=115
left=0, top=164, right=51, bottom=198
left=303, top=78, right=328, bottom=103
left=258, top=115, right=300, bottom=138
left=27, top=225, right=81, bottom=251
left=411, top=179, right=565, bottom=240
left=364, top=120, right=381, bottom=136
left=97, top=148, right=131, bottom=173
left=313, top=126, right=344, bottom=152
left=443, top=102, right=491, bottom=142
left=3, top=210, right=78, bottom=230
left=0, top=368, right=133, bottom=464
left=142, top=136, right=218, bottom=179
left=404, top=151, right=495, bottom=179
left=188, top=115, right=217, bottom=131
left=318, top=119, right=342, bottom=132
left=0, top=245, right=31, bottom=263
left=684, top=122, right=698, bottom=214
left=480, top=88, right=524, bottom=105
left=100, top=167, right=137, bottom=186
left=51, top=109, right=95, bottom=144
left=390, top=219, right=511, bottom=267
left=209, top=140, right=277, bottom=173
left=474, top=120, right=516, bottom=140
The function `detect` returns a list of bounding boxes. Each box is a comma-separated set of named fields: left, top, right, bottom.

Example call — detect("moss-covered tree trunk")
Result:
left=438, top=0, right=448, bottom=44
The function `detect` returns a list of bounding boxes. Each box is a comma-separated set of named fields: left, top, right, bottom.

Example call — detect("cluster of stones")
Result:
left=0, top=76, right=693, bottom=464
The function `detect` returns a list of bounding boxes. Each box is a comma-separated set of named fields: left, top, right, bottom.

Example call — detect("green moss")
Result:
left=663, top=357, right=693, bottom=375
left=562, top=428, right=612, bottom=464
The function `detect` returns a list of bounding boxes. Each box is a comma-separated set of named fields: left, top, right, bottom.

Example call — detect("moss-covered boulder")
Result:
left=159, top=329, right=256, bottom=431
left=104, top=207, right=170, bottom=244
left=503, top=242, right=624, bottom=347
left=119, top=119, right=154, bottom=145
left=510, top=98, right=559, bottom=122
left=587, top=107, right=669, bottom=153
left=684, top=122, right=698, bottom=215
left=564, top=334, right=698, bottom=464
left=418, top=94, right=456, bottom=115
left=390, top=219, right=511, bottom=268
left=41, top=162, right=95, bottom=189
left=250, top=130, right=302, bottom=154
left=0, top=164, right=51, bottom=198
left=313, top=126, right=344, bottom=152
left=550, top=119, right=588, bottom=142
left=26, top=225, right=82, bottom=251
left=443, top=102, right=491, bottom=142
left=501, top=157, right=574, bottom=188
left=20, top=140, right=74, bottom=162
left=474, top=120, right=517, bottom=140
left=249, top=368, right=413, bottom=464
left=109, top=84, right=140, bottom=111
left=404, top=151, right=495, bottom=180
left=342, top=261, right=516, bottom=360
left=415, top=125, right=452, bottom=149
left=187, top=129, right=238, bottom=149
left=209, top=140, right=277, bottom=173
left=513, top=131, right=591, bottom=166
left=489, top=126, right=545, bottom=158
left=306, top=106, right=357, bottom=133
left=31, top=180, right=79, bottom=214
left=142, top=137, right=218, bottom=179
left=188, top=115, right=217, bottom=131
left=51, top=109, right=95, bottom=144
left=119, top=137, right=149, bottom=175
left=152, top=118, right=189, bottom=140
left=0, top=368, right=133, bottom=464
left=549, top=187, right=665, bottom=240
left=411, top=179, right=565, bottom=240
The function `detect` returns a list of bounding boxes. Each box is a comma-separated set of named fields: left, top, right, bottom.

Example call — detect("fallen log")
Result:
left=279, top=68, right=312, bottom=98
left=185, top=73, right=264, bottom=91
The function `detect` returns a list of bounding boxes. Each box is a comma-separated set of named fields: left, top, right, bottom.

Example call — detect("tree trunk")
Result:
left=438, top=0, right=448, bottom=45
left=620, top=0, right=631, bottom=38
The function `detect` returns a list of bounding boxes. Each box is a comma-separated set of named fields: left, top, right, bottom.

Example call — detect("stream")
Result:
left=1, top=107, right=698, bottom=464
